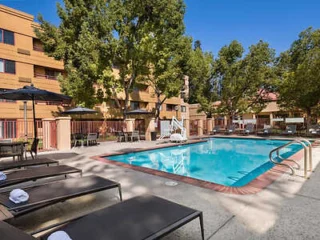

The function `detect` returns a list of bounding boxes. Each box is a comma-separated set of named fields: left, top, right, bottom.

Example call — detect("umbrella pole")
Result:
left=32, top=96, right=37, bottom=155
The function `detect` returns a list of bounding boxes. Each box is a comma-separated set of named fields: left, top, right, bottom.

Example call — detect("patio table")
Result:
left=0, top=142, right=24, bottom=161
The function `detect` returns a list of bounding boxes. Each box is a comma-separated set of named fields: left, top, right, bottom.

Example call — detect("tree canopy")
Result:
left=36, top=0, right=113, bottom=107
left=187, top=41, right=216, bottom=117
left=277, top=27, right=320, bottom=127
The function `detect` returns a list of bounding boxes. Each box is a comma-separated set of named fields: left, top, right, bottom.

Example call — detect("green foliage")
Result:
left=187, top=44, right=216, bottom=117
left=100, top=0, right=188, bottom=119
left=36, top=0, right=113, bottom=107
left=277, top=27, right=320, bottom=127
left=216, top=40, right=275, bottom=118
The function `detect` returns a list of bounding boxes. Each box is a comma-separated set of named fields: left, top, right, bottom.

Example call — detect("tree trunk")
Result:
left=306, top=108, right=312, bottom=132
left=123, top=88, right=129, bottom=120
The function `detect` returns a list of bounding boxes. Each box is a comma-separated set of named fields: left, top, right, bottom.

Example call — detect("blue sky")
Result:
left=1, top=0, right=320, bottom=56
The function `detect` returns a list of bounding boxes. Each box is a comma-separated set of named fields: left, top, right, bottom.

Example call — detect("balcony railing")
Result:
left=34, top=73, right=57, bottom=80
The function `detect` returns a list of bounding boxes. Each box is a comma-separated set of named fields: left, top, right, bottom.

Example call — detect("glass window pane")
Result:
left=0, top=59, right=4, bottom=72
left=5, top=60, right=15, bottom=74
left=3, top=30, right=14, bottom=45
left=0, top=29, right=3, bottom=43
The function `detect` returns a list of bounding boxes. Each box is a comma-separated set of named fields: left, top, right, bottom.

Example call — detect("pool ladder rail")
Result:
left=269, top=138, right=312, bottom=179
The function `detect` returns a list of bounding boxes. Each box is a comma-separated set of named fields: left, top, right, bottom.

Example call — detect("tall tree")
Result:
left=187, top=45, right=216, bottom=117
left=215, top=40, right=275, bottom=120
left=138, top=0, right=189, bottom=121
left=101, top=0, right=188, bottom=119
left=277, top=27, right=320, bottom=129
left=36, top=0, right=113, bottom=107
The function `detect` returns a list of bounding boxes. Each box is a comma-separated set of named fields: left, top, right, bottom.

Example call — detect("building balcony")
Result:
left=34, top=73, right=58, bottom=80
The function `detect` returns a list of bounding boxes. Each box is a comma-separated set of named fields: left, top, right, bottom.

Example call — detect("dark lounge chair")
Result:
left=0, top=221, right=36, bottom=240
left=225, top=125, right=236, bottom=134
left=0, top=165, right=82, bottom=188
left=257, top=127, right=272, bottom=136
left=282, top=125, right=297, bottom=135
left=0, top=158, right=58, bottom=172
left=0, top=176, right=122, bottom=220
left=241, top=124, right=255, bottom=135
left=210, top=126, right=221, bottom=135
left=40, top=195, right=204, bottom=240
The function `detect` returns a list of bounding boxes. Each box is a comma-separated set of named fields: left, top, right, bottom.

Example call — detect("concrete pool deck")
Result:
left=4, top=137, right=320, bottom=239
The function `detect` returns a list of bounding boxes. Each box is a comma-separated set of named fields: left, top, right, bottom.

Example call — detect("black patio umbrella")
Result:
left=62, top=106, right=98, bottom=134
left=125, top=109, right=154, bottom=115
left=0, top=84, right=72, bottom=152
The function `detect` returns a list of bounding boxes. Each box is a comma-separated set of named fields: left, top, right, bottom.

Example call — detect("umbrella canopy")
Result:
left=62, top=106, right=98, bottom=135
left=0, top=85, right=72, bottom=102
left=62, top=106, right=97, bottom=115
left=125, top=109, right=153, bottom=115
left=0, top=84, right=72, bottom=154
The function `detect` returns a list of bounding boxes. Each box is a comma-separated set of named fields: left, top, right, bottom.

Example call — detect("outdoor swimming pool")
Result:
left=106, top=138, right=303, bottom=187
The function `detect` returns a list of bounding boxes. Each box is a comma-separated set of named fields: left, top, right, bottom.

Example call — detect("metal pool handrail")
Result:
left=296, top=137, right=312, bottom=172
left=269, top=139, right=310, bottom=178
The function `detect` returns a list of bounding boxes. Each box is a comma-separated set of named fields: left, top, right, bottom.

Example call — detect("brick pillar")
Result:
left=125, top=118, right=135, bottom=132
left=197, top=119, right=203, bottom=136
left=56, top=117, right=71, bottom=151
left=185, top=119, right=190, bottom=138
left=207, top=118, right=213, bottom=133
left=145, top=117, right=156, bottom=141
left=224, top=116, right=228, bottom=127
left=270, top=113, right=274, bottom=127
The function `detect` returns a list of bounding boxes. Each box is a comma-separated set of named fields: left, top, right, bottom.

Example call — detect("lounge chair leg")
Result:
left=118, top=185, right=123, bottom=201
left=199, top=212, right=205, bottom=240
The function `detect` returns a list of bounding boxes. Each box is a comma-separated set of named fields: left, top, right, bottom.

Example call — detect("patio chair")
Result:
left=210, top=126, right=221, bottom=135
left=85, top=133, right=98, bottom=146
left=0, top=176, right=122, bottom=220
left=26, top=138, right=39, bottom=159
left=225, top=125, right=236, bottom=134
left=116, top=131, right=126, bottom=142
left=257, top=126, right=272, bottom=136
left=0, top=158, right=58, bottom=172
left=72, top=133, right=83, bottom=147
left=282, top=125, right=297, bottom=135
left=308, top=125, right=320, bottom=135
left=130, top=130, right=140, bottom=142
left=39, top=195, right=204, bottom=240
left=0, top=165, right=82, bottom=188
left=242, top=124, right=255, bottom=135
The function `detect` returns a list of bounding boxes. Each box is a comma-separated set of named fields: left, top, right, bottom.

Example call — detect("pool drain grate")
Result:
left=165, top=181, right=178, bottom=186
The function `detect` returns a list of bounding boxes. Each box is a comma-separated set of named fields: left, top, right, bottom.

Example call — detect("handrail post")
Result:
left=298, top=138, right=313, bottom=172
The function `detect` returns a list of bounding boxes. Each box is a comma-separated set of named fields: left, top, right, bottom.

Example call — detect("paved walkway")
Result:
left=6, top=138, right=320, bottom=239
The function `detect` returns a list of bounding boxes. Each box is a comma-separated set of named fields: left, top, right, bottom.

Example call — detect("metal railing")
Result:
left=269, top=138, right=312, bottom=178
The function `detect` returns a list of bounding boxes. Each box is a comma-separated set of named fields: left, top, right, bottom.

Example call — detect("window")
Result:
left=0, top=29, right=14, bottom=45
left=33, top=38, right=44, bottom=51
left=166, top=104, right=177, bottom=112
left=45, top=69, right=60, bottom=80
left=0, top=119, right=17, bottom=139
left=181, top=106, right=186, bottom=112
left=130, top=101, right=140, bottom=110
left=0, top=59, right=15, bottom=74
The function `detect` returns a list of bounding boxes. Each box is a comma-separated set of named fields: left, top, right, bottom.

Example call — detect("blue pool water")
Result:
left=107, top=138, right=303, bottom=187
